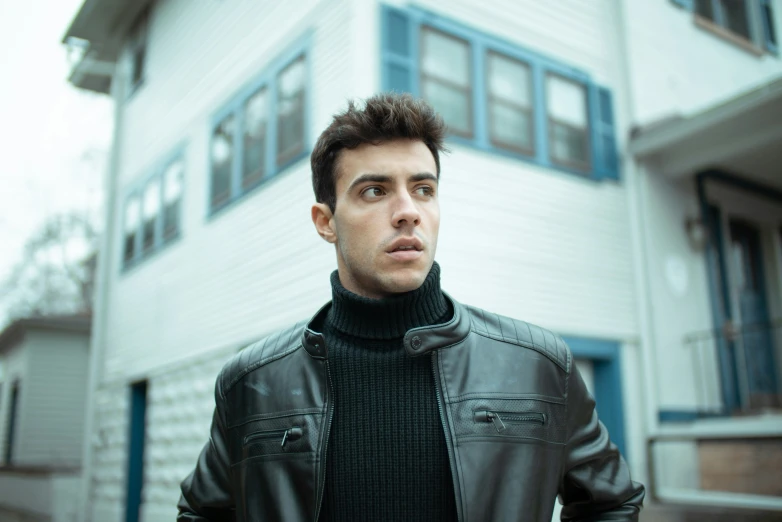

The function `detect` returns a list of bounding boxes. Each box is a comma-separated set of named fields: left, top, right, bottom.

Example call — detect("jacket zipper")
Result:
left=314, top=360, right=335, bottom=522
left=474, top=411, right=546, bottom=433
left=243, top=427, right=303, bottom=447
left=432, top=351, right=463, bottom=522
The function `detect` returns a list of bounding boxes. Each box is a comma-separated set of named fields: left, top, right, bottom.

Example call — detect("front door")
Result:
left=729, top=219, right=779, bottom=409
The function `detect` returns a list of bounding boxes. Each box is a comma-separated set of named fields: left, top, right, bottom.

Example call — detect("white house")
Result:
left=0, top=315, right=91, bottom=522
left=62, top=0, right=781, bottom=521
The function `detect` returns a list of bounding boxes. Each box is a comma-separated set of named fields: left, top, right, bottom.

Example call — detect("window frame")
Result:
left=485, top=50, right=535, bottom=156
left=545, top=72, right=592, bottom=174
left=121, top=145, right=186, bottom=273
left=681, top=0, right=777, bottom=55
left=381, top=5, right=612, bottom=181
left=419, top=25, right=475, bottom=139
left=126, top=4, right=151, bottom=99
left=207, top=34, right=312, bottom=218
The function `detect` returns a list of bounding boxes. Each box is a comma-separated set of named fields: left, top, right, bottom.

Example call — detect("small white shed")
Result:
left=0, top=315, right=91, bottom=522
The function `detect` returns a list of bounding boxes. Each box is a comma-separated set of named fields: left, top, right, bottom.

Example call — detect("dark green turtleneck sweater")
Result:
left=318, top=263, right=457, bottom=522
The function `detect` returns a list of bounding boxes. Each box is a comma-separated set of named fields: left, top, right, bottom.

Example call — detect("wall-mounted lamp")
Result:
left=685, top=216, right=708, bottom=251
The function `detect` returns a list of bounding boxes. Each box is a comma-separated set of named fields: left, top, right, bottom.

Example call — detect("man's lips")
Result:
left=386, top=236, right=424, bottom=253
left=386, top=236, right=424, bottom=262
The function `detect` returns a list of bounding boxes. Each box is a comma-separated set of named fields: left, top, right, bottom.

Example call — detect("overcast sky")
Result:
left=0, top=0, right=113, bottom=327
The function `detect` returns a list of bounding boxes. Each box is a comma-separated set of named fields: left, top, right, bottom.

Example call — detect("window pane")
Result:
left=142, top=178, right=160, bottom=252
left=721, top=0, right=751, bottom=39
left=762, top=2, right=777, bottom=45
left=421, top=28, right=470, bottom=86
left=488, top=53, right=531, bottom=107
left=547, top=75, right=587, bottom=128
left=488, top=52, right=533, bottom=152
left=243, top=87, right=267, bottom=188
left=490, top=103, right=532, bottom=152
left=421, top=28, right=472, bottom=136
left=547, top=75, right=589, bottom=169
left=551, top=123, right=589, bottom=168
left=124, top=196, right=140, bottom=263
left=163, top=160, right=183, bottom=240
left=696, top=0, right=715, bottom=20
left=277, top=57, right=306, bottom=164
left=211, top=115, right=234, bottom=208
left=422, top=80, right=471, bottom=135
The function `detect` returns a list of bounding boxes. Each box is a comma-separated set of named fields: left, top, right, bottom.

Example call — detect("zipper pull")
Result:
left=281, top=427, right=303, bottom=447
left=475, top=411, right=506, bottom=433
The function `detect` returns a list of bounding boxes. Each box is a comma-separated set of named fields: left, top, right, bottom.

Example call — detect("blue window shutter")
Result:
left=590, top=85, right=619, bottom=180
left=760, top=0, right=778, bottom=54
left=671, top=0, right=694, bottom=10
left=381, top=6, right=414, bottom=93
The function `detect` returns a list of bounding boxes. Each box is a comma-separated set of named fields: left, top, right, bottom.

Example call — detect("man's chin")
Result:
left=377, top=264, right=430, bottom=294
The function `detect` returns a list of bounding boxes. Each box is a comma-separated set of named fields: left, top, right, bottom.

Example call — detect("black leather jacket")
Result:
left=178, top=295, right=644, bottom=521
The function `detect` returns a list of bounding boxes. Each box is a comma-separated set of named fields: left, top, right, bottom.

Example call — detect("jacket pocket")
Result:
left=450, top=398, right=566, bottom=445
left=474, top=410, right=545, bottom=433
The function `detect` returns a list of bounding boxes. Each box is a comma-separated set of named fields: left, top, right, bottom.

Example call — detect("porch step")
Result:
left=642, top=502, right=782, bottom=521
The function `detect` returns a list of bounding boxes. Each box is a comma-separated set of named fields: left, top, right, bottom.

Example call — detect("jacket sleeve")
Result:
left=178, top=374, right=236, bottom=521
left=558, top=363, right=645, bottom=521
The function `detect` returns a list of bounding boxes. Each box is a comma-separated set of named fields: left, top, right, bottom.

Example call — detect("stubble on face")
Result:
left=330, top=139, right=440, bottom=299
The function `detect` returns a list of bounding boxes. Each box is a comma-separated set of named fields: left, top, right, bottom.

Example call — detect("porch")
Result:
left=630, top=75, right=782, bottom=516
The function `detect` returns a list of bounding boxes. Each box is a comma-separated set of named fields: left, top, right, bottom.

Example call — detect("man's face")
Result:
left=312, top=139, right=440, bottom=298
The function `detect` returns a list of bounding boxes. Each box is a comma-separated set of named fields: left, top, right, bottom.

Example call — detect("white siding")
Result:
left=437, top=150, right=637, bottom=338
left=638, top=170, right=714, bottom=410
left=622, top=1, right=782, bottom=124
left=0, top=343, right=27, bottom=466
left=23, top=330, right=90, bottom=466
left=102, top=0, right=358, bottom=380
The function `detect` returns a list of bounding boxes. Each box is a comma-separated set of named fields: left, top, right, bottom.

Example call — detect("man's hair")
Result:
left=311, top=93, right=447, bottom=212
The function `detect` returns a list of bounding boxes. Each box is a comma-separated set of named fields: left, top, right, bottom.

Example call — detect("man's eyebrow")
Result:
left=347, top=172, right=437, bottom=192
left=347, top=173, right=392, bottom=192
left=409, top=172, right=438, bottom=183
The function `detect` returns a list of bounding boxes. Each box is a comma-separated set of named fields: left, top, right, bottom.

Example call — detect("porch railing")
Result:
left=684, top=318, right=782, bottom=416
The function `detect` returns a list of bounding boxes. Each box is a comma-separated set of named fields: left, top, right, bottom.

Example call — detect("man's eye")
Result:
left=415, top=186, right=435, bottom=196
left=361, top=187, right=385, bottom=198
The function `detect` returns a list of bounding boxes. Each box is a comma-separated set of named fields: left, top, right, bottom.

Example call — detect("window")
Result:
left=209, top=44, right=310, bottom=215
left=211, top=115, right=234, bottom=208
left=420, top=28, right=473, bottom=137
left=142, top=178, right=160, bottom=253
left=162, top=160, right=183, bottom=240
left=487, top=52, right=534, bottom=154
left=680, top=0, right=778, bottom=53
left=546, top=75, right=590, bottom=172
left=127, top=5, right=150, bottom=95
left=122, top=151, right=184, bottom=270
left=243, top=88, right=267, bottom=189
left=380, top=6, right=619, bottom=180
left=277, top=57, right=306, bottom=164
left=124, top=196, right=140, bottom=263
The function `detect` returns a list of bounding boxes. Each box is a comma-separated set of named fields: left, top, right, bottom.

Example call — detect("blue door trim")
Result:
left=561, top=336, right=627, bottom=458
left=695, top=169, right=781, bottom=416
left=125, top=381, right=148, bottom=522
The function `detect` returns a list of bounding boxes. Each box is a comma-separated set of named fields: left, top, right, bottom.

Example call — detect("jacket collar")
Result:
left=301, top=292, right=471, bottom=359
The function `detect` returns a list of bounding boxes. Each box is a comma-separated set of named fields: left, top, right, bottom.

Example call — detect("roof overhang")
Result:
left=61, top=0, right=152, bottom=93
left=629, top=76, right=782, bottom=190
left=0, top=315, right=92, bottom=356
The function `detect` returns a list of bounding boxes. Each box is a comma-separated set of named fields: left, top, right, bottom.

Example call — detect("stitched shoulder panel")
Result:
left=465, top=305, right=571, bottom=373
left=219, top=319, right=309, bottom=395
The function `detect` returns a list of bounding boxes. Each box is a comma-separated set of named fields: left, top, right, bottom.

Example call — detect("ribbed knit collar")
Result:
left=326, top=262, right=449, bottom=340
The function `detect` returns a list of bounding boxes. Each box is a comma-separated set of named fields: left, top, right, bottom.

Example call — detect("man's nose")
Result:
left=391, top=192, right=421, bottom=227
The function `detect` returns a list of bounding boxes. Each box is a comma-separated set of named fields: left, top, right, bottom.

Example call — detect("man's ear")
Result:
left=311, top=203, right=337, bottom=244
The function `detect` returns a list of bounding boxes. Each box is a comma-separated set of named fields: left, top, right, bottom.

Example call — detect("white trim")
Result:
left=656, top=488, right=782, bottom=512
left=629, top=76, right=782, bottom=157
left=656, top=413, right=782, bottom=438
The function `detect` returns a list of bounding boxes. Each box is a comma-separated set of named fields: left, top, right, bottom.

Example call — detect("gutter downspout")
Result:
left=78, top=64, right=125, bottom=522
left=612, top=0, right=663, bottom=491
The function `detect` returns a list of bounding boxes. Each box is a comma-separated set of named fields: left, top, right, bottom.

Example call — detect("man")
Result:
left=178, top=93, right=645, bottom=521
